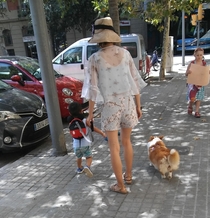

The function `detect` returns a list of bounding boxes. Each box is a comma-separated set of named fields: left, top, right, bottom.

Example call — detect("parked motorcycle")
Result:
left=150, top=50, right=161, bottom=71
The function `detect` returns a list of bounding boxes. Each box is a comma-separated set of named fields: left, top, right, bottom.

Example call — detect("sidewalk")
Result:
left=0, top=61, right=210, bottom=218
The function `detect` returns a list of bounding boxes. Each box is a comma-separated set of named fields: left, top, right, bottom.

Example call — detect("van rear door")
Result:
left=138, top=35, right=148, bottom=74
left=121, top=41, right=139, bottom=68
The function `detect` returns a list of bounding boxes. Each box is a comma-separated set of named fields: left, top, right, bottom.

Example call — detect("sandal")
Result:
left=123, top=173, right=132, bottom=185
left=188, top=106, right=193, bottom=115
left=110, top=184, right=128, bottom=194
left=195, top=112, right=200, bottom=118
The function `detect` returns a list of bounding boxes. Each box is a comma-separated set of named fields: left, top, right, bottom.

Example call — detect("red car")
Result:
left=0, top=56, right=84, bottom=118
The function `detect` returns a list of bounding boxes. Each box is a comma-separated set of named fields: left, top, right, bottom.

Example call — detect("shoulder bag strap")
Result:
left=75, top=121, right=93, bottom=143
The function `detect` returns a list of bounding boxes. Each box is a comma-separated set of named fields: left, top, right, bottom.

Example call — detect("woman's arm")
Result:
left=134, top=94, right=142, bottom=119
left=86, top=100, right=95, bottom=126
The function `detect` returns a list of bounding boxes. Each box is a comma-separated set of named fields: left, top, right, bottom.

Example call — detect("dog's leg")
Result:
left=159, top=162, right=168, bottom=179
left=161, top=173, right=166, bottom=179
left=167, top=171, right=172, bottom=180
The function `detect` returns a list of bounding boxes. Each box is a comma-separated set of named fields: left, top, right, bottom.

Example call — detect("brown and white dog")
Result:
left=147, top=136, right=180, bottom=179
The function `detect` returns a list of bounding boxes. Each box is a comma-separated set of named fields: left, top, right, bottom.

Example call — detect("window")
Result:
left=63, top=47, right=82, bottom=64
left=121, top=42, right=137, bottom=58
left=53, top=55, right=62, bottom=64
left=17, top=0, right=30, bottom=17
left=0, top=2, right=7, bottom=10
left=0, top=62, right=32, bottom=81
left=87, top=45, right=100, bottom=60
left=2, top=29, right=13, bottom=46
left=7, top=49, right=15, bottom=56
left=0, top=63, right=18, bottom=80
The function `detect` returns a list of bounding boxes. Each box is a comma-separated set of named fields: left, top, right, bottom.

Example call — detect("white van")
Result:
left=52, top=34, right=148, bottom=81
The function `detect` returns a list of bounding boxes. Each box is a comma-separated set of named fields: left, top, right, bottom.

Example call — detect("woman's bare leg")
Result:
left=121, top=128, right=133, bottom=178
left=105, top=130, right=125, bottom=189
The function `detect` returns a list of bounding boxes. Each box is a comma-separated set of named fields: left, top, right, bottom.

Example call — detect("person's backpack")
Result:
left=69, top=118, right=86, bottom=139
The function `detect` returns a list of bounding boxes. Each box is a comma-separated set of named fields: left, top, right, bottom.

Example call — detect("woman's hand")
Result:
left=136, top=107, right=142, bottom=119
left=86, top=113, right=94, bottom=127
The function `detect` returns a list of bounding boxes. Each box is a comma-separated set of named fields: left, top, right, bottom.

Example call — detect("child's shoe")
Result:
left=195, top=112, right=200, bottom=118
left=77, top=167, right=84, bottom=174
left=84, top=166, right=93, bottom=177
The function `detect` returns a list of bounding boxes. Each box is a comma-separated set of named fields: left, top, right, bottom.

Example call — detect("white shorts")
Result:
left=101, top=96, right=138, bottom=131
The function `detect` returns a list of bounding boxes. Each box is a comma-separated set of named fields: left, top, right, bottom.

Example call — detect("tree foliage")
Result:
left=92, top=0, right=134, bottom=19
left=142, top=0, right=209, bottom=31
left=43, top=0, right=97, bottom=55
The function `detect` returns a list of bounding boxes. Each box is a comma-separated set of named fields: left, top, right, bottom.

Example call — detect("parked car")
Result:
left=176, top=29, right=210, bottom=52
left=52, top=34, right=149, bottom=81
left=0, top=56, right=85, bottom=118
left=0, top=79, right=50, bottom=152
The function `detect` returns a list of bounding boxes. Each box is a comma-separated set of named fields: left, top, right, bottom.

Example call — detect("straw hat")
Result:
left=89, top=17, right=121, bottom=43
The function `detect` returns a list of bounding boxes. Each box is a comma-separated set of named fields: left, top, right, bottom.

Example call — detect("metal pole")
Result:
left=182, top=10, right=185, bottom=66
left=29, top=0, right=67, bottom=156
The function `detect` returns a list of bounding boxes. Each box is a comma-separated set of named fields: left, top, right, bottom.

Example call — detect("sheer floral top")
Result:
left=82, top=45, right=147, bottom=104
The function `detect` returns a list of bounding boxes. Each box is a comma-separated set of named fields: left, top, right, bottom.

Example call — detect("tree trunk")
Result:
left=108, top=0, right=120, bottom=35
left=159, top=1, right=170, bottom=81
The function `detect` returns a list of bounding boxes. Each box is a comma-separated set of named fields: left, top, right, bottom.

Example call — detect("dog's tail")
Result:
left=168, top=149, right=180, bottom=170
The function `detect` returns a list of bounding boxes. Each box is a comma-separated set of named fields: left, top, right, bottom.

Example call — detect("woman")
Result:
left=82, top=17, right=147, bottom=194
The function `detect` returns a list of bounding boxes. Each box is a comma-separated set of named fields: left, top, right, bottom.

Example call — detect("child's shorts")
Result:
left=74, top=146, right=92, bottom=159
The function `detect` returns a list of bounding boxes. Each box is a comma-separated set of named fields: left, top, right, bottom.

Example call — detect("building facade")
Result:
left=0, top=0, right=34, bottom=56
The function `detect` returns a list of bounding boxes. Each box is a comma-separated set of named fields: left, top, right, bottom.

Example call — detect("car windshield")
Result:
left=0, top=79, right=12, bottom=90
left=16, top=58, right=61, bottom=80
left=201, top=29, right=210, bottom=39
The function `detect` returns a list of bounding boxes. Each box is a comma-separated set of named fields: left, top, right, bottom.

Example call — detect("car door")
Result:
left=53, top=46, right=84, bottom=81
left=0, top=62, right=43, bottom=98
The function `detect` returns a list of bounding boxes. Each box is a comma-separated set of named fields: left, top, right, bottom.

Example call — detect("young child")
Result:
left=68, top=102, right=106, bottom=177
left=185, top=47, right=209, bottom=118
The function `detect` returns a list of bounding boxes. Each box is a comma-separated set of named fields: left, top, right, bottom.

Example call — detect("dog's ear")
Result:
left=159, top=135, right=164, bottom=140
left=149, top=136, right=155, bottom=141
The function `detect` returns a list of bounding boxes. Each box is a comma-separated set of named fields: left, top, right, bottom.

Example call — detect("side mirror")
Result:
left=60, top=58, right=64, bottom=65
left=11, top=75, right=21, bottom=82
left=11, top=75, right=24, bottom=86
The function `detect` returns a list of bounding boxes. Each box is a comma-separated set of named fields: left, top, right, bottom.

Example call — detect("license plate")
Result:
left=34, top=118, right=49, bottom=131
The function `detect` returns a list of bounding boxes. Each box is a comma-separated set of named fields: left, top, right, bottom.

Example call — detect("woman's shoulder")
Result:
left=119, top=46, right=129, bottom=53
left=89, top=51, right=100, bottom=61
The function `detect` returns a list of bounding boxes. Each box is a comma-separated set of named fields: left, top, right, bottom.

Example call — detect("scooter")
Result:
left=150, top=50, right=161, bottom=71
